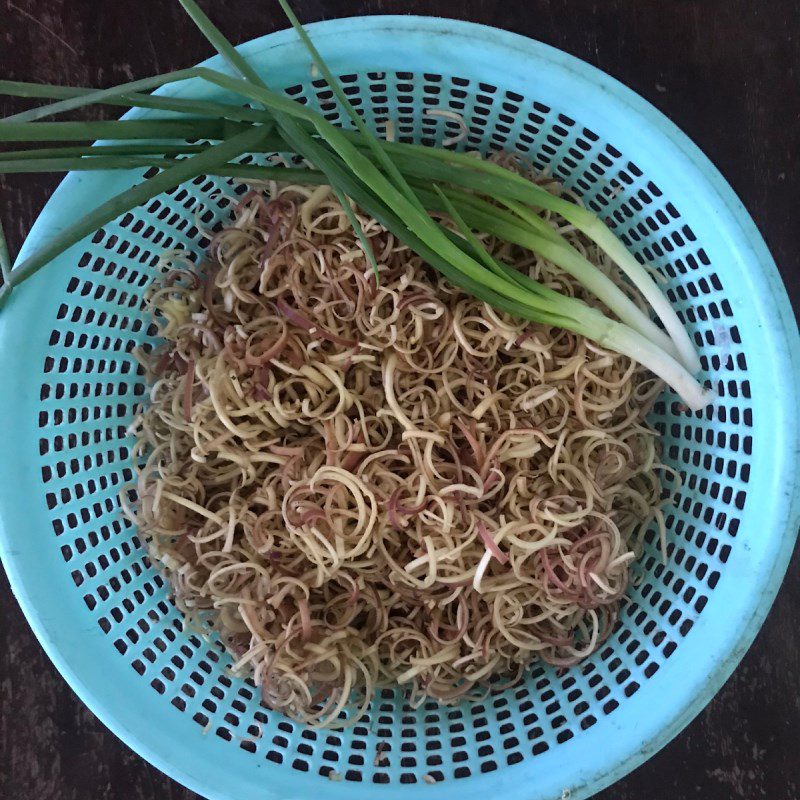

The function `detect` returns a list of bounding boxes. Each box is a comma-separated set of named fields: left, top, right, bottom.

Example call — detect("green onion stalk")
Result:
left=0, top=0, right=710, bottom=409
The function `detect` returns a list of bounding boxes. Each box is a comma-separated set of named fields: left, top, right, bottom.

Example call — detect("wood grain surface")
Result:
left=1, top=1, right=798, bottom=798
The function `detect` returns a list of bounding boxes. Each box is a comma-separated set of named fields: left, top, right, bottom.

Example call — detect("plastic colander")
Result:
left=1, top=15, right=798, bottom=800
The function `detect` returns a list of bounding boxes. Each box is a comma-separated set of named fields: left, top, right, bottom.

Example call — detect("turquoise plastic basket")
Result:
left=1, top=16, right=798, bottom=800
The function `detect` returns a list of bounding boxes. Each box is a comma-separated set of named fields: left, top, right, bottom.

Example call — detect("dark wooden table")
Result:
left=1, top=1, right=798, bottom=798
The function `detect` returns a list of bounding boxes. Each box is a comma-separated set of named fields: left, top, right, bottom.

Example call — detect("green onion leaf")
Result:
left=175, top=0, right=382, bottom=280
left=415, top=182, right=680, bottom=359
left=275, top=0, right=423, bottom=210
left=370, top=142, right=700, bottom=372
left=0, top=143, right=209, bottom=161
left=0, top=79, right=273, bottom=123
left=8, top=124, right=271, bottom=287
left=0, top=157, right=179, bottom=173
left=0, top=118, right=250, bottom=142
left=3, top=68, right=201, bottom=123
left=432, top=185, right=511, bottom=283
left=0, top=0, right=706, bottom=408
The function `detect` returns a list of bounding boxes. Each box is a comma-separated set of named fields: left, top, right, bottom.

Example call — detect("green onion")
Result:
left=0, top=157, right=178, bottom=173
left=192, top=91, right=713, bottom=405
left=288, top=123, right=572, bottom=327
left=433, top=185, right=513, bottom=284
left=0, top=155, right=328, bottom=184
left=3, top=68, right=201, bottom=123
left=8, top=125, right=271, bottom=288
left=292, top=143, right=710, bottom=409
left=0, top=71, right=695, bottom=367
left=493, top=197, right=565, bottom=244
left=0, top=143, right=209, bottom=160
left=414, top=183, right=680, bottom=359
left=0, top=0, right=709, bottom=409
left=209, top=163, right=327, bottom=183
left=175, top=0, right=382, bottom=280
left=252, top=6, right=707, bottom=405
left=190, top=69, right=523, bottom=301
left=275, top=0, right=423, bottom=210
left=0, top=118, right=250, bottom=142
left=369, top=142, right=701, bottom=373
left=0, top=79, right=273, bottom=123
left=279, top=117, right=697, bottom=370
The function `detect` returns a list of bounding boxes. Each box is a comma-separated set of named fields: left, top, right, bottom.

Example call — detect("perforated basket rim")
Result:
left=0, top=15, right=798, bottom=800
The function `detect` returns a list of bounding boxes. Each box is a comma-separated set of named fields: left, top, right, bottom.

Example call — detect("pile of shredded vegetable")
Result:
left=125, top=165, right=672, bottom=728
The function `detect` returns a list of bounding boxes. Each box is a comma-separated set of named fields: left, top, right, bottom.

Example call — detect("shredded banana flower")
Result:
left=125, top=168, right=672, bottom=728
